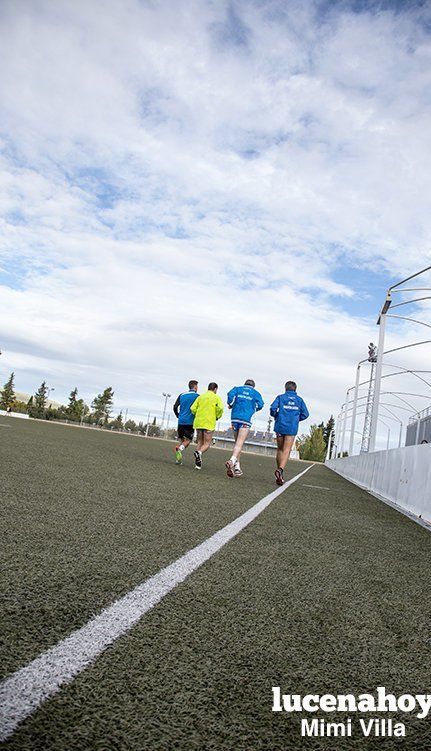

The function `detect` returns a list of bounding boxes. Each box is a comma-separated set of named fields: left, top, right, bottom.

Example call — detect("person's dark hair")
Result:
left=208, top=382, right=218, bottom=391
left=285, top=381, right=297, bottom=391
left=188, top=380, right=198, bottom=390
left=244, top=379, right=255, bottom=387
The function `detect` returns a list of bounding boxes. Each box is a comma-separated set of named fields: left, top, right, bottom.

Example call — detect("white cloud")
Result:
left=0, top=0, right=430, bottom=444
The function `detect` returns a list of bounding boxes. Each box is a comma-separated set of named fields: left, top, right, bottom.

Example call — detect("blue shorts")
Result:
left=231, top=420, right=250, bottom=432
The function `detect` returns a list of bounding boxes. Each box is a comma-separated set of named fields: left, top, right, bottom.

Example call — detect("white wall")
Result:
left=326, top=445, right=431, bottom=525
left=0, top=410, right=29, bottom=419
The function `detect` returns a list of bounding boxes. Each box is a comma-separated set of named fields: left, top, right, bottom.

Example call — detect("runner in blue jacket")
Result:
left=225, top=379, right=264, bottom=477
left=270, top=381, right=309, bottom=485
left=173, top=380, right=199, bottom=464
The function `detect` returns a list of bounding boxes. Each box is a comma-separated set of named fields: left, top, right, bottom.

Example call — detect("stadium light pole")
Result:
left=325, top=430, right=334, bottom=461
left=340, top=390, right=351, bottom=454
left=161, top=393, right=171, bottom=428
left=349, top=344, right=377, bottom=456
left=369, top=294, right=391, bottom=452
left=333, top=409, right=342, bottom=458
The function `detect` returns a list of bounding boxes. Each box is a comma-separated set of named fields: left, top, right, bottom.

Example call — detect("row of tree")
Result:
left=1, top=372, right=335, bottom=461
left=0, top=373, right=116, bottom=425
left=0, top=372, right=180, bottom=438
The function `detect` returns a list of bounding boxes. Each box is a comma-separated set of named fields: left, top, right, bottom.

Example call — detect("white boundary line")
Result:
left=0, top=464, right=313, bottom=740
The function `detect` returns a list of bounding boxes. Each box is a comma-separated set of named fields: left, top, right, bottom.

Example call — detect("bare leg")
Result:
left=278, top=435, right=295, bottom=470
left=200, top=431, right=213, bottom=453
left=231, top=427, right=249, bottom=462
left=179, top=437, right=191, bottom=450
left=196, top=430, right=205, bottom=452
left=276, top=434, right=285, bottom=469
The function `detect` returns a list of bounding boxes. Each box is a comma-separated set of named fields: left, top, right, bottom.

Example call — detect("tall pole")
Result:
left=334, top=411, right=342, bottom=457
left=386, top=428, right=391, bottom=450
left=161, top=392, right=171, bottom=428
left=369, top=295, right=391, bottom=452
left=350, top=346, right=376, bottom=457
left=341, top=393, right=349, bottom=454
left=398, top=422, right=403, bottom=448
left=349, top=365, right=361, bottom=457
left=325, top=430, right=333, bottom=461
left=266, top=416, right=272, bottom=442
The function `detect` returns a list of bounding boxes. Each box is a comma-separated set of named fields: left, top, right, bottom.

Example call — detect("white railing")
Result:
left=408, top=405, right=431, bottom=424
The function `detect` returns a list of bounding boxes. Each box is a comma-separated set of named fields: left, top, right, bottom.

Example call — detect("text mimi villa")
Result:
left=272, top=687, right=431, bottom=738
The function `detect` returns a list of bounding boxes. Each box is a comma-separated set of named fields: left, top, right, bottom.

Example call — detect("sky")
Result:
left=0, top=0, right=431, bottom=445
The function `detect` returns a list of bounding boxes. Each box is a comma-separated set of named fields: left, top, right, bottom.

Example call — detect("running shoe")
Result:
left=194, top=450, right=202, bottom=470
left=175, top=446, right=183, bottom=464
left=275, top=468, right=284, bottom=486
left=233, top=466, right=243, bottom=477
left=225, top=459, right=235, bottom=478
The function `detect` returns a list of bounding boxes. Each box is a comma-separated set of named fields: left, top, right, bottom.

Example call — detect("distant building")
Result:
left=406, top=406, right=431, bottom=445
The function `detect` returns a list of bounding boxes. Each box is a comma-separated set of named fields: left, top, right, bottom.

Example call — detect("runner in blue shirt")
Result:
left=270, top=380, right=309, bottom=485
left=173, top=380, right=199, bottom=464
left=225, top=379, right=264, bottom=477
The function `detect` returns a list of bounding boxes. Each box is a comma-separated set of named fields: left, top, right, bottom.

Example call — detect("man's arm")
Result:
left=190, top=396, right=199, bottom=415
left=269, top=396, right=279, bottom=418
left=215, top=396, right=224, bottom=420
left=256, top=391, right=264, bottom=412
left=299, top=399, right=309, bottom=421
left=227, top=387, right=236, bottom=409
left=173, top=394, right=181, bottom=418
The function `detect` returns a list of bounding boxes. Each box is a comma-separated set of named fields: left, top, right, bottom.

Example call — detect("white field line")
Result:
left=301, top=484, right=331, bottom=491
left=0, top=464, right=314, bottom=740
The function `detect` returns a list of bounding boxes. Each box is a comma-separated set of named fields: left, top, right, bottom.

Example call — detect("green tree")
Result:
left=28, top=381, right=48, bottom=418
left=91, top=386, right=114, bottom=424
left=66, top=387, right=87, bottom=422
left=298, top=425, right=327, bottom=462
left=322, top=416, right=335, bottom=448
left=124, top=419, right=137, bottom=432
left=139, top=419, right=161, bottom=437
left=10, top=399, right=27, bottom=414
left=110, top=411, right=124, bottom=431
left=0, top=372, right=15, bottom=410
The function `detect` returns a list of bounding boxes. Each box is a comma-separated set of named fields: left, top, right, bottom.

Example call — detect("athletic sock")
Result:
left=179, top=444, right=185, bottom=451
left=230, top=455, right=237, bottom=464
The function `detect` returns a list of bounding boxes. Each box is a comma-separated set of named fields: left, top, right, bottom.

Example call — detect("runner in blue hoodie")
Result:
left=225, top=379, right=264, bottom=477
left=270, top=381, right=309, bottom=485
left=173, top=380, right=199, bottom=464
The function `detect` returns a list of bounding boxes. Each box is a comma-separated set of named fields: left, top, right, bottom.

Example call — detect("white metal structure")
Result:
left=335, top=266, right=431, bottom=456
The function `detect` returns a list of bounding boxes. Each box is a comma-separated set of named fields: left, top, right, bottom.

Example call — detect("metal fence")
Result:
left=406, top=406, right=431, bottom=445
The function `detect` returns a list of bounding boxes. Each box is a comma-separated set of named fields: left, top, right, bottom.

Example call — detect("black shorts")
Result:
left=178, top=424, right=194, bottom=441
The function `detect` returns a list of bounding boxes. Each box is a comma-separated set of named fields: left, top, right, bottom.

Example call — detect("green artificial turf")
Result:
left=0, top=416, right=307, bottom=678
left=1, top=417, right=430, bottom=751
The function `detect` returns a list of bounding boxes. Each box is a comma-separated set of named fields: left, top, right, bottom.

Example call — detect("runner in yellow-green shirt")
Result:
left=190, top=382, right=224, bottom=469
